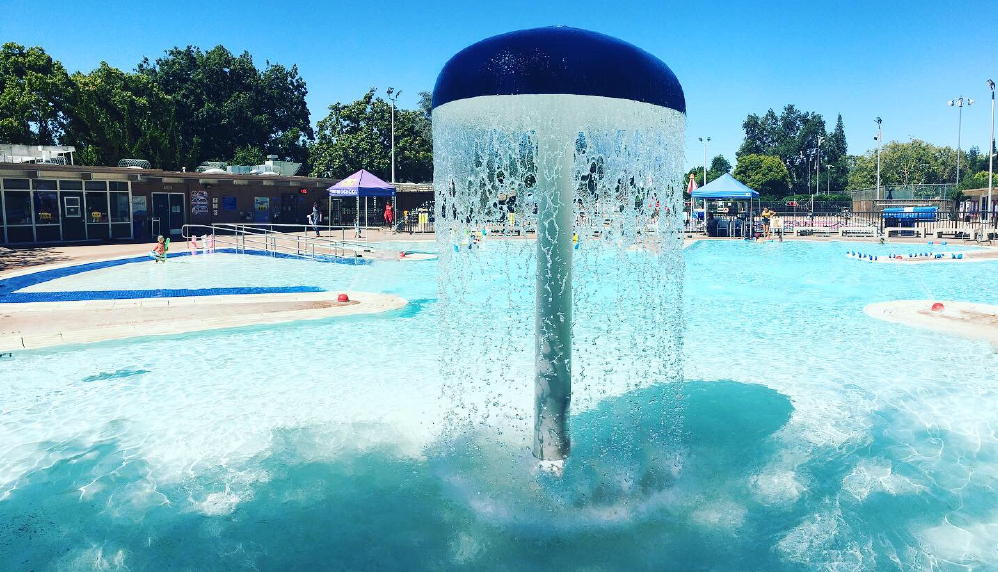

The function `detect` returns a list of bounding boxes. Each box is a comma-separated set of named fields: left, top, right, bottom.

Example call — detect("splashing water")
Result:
left=433, top=94, right=686, bottom=477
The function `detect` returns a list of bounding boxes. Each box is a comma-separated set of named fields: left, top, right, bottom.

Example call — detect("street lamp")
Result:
left=813, top=136, right=825, bottom=212
left=386, top=87, right=402, bottom=183
left=386, top=87, right=402, bottom=233
left=697, top=136, right=710, bottom=224
left=947, top=96, right=974, bottom=190
left=826, top=165, right=835, bottom=194
left=874, top=117, right=883, bottom=201
left=987, top=79, right=995, bottom=223
left=698, top=136, right=711, bottom=185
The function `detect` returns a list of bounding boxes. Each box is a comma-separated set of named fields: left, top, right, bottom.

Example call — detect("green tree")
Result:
left=847, top=139, right=959, bottom=190
left=959, top=171, right=991, bottom=191
left=737, top=105, right=843, bottom=194
left=230, top=145, right=265, bottom=166
left=733, top=154, right=791, bottom=198
left=0, top=43, right=73, bottom=145
left=710, top=155, right=732, bottom=177
left=683, top=154, right=731, bottom=188
left=309, top=89, right=432, bottom=182
left=137, top=45, right=313, bottom=168
left=63, top=62, right=181, bottom=168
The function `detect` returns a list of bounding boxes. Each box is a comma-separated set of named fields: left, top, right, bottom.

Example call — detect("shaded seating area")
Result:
left=691, top=174, right=760, bottom=238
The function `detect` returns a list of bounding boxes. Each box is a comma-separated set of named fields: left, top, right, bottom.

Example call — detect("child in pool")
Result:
left=151, top=235, right=167, bottom=263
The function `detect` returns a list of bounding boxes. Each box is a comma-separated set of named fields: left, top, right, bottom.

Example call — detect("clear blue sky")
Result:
left=3, top=0, right=996, bottom=169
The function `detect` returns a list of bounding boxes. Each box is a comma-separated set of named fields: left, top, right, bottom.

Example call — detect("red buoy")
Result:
left=337, top=293, right=350, bottom=302
left=931, top=302, right=944, bottom=312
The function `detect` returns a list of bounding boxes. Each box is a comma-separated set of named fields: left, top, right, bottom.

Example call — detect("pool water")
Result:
left=1, top=240, right=996, bottom=570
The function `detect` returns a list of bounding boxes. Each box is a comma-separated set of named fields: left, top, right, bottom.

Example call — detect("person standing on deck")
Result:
left=308, top=202, right=321, bottom=237
left=384, top=202, right=395, bottom=231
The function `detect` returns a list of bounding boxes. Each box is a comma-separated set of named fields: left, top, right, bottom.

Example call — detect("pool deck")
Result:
left=865, top=300, right=998, bottom=350
left=0, top=290, right=407, bottom=351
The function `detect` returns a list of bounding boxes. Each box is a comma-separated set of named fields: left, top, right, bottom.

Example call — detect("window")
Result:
left=109, top=182, right=128, bottom=192
left=33, top=180, right=57, bottom=191
left=109, top=192, right=130, bottom=222
left=3, top=191, right=31, bottom=224
left=64, top=196, right=81, bottom=217
left=85, top=181, right=107, bottom=191
left=59, top=180, right=83, bottom=191
left=33, top=191, right=60, bottom=224
left=85, top=192, right=108, bottom=223
left=3, top=179, right=29, bottom=190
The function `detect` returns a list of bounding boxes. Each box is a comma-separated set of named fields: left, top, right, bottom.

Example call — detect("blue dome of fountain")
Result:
left=432, top=26, right=685, bottom=112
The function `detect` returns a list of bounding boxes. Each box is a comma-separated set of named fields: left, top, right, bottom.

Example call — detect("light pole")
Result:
left=874, top=117, right=883, bottom=201
left=826, top=165, right=834, bottom=194
left=813, top=136, right=825, bottom=212
left=386, top=87, right=402, bottom=232
left=386, top=87, right=401, bottom=183
left=987, top=79, right=995, bottom=223
left=947, top=96, right=974, bottom=191
left=697, top=136, right=710, bottom=224
left=698, top=136, right=710, bottom=185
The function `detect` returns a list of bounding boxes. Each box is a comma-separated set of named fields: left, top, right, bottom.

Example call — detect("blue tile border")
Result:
left=0, top=248, right=366, bottom=303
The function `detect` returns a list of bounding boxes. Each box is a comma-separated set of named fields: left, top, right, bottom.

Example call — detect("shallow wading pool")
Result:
left=1, top=240, right=996, bottom=570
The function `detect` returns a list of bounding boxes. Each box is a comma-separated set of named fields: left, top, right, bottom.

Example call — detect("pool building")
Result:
left=0, top=162, right=433, bottom=245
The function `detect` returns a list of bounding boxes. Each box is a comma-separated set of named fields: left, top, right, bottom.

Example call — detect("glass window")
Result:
left=85, top=181, right=107, bottom=191
left=109, top=181, right=128, bottom=192
left=3, top=191, right=32, bottom=224
left=33, top=179, right=57, bottom=191
left=59, top=180, right=83, bottom=191
left=109, top=192, right=130, bottom=222
left=64, top=196, right=81, bottom=218
left=85, top=192, right=108, bottom=223
left=33, top=191, right=60, bottom=224
left=3, top=178, right=29, bottom=190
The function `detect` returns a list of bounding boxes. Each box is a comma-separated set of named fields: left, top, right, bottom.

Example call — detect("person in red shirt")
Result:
left=384, top=202, right=395, bottom=230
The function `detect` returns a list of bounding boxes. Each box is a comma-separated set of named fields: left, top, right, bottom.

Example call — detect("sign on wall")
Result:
left=191, top=190, right=209, bottom=215
left=254, top=197, right=270, bottom=222
left=131, top=196, right=147, bottom=216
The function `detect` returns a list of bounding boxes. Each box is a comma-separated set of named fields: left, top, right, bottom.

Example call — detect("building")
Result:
left=0, top=162, right=340, bottom=244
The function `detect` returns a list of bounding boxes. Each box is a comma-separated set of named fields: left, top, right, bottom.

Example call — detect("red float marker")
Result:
left=931, top=302, right=944, bottom=312
left=337, top=293, right=350, bottom=302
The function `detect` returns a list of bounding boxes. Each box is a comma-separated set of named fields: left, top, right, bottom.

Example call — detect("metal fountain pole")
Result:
left=533, top=121, right=574, bottom=469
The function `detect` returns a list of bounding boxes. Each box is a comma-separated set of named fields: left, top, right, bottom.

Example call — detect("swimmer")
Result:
left=150, top=235, right=168, bottom=263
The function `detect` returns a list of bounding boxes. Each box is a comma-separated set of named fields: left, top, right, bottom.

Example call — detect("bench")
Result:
left=796, top=227, right=833, bottom=236
left=934, top=228, right=973, bottom=239
left=839, top=226, right=878, bottom=237
left=884, top=227, right=924, bottom=238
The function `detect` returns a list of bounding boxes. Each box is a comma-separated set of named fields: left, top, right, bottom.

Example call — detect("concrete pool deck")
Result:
left=865, top=300, right=998, bottom=349
left=0, top=290, right=407, bottom=351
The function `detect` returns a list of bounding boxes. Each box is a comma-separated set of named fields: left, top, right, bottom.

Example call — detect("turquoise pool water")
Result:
left=1, top=240, right=996, bottom=570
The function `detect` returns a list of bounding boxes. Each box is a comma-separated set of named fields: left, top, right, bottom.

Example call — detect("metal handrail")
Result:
left=181, top=223, right=376, bottom=261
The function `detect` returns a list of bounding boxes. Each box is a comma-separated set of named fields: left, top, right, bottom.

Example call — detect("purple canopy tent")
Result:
left=327, top=169, right=396, bottom=236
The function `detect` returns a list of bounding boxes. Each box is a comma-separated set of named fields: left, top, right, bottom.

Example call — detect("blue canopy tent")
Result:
left=328, top=169, right=396, bottom=236
left=690, top=173, right=760, bottom=237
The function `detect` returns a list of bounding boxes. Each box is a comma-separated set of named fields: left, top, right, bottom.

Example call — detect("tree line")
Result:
left=4, top=42, right=991, bottom=194
left=0, top=42, right=432, bottom=182
left=695, top=105, right=993, bottom=201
